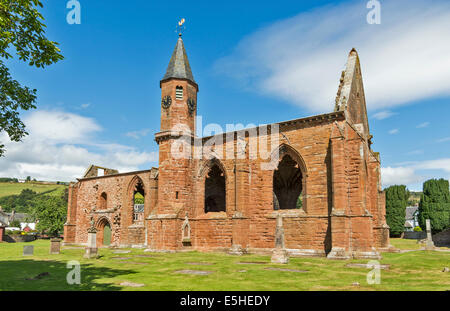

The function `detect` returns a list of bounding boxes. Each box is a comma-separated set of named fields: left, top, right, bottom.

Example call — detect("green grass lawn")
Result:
left=0, top=239, right=448, bottom=291
left=390, top=238, right=423, bottom=250
left=0, top=182, right=67, bottom=198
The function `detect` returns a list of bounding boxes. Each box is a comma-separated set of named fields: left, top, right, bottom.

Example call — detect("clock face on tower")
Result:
left=187, top=98, right=196, bottom=114
left=161, top=95, right=172, bottom=109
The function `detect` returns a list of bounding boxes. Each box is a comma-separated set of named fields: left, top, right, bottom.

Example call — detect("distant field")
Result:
left=0, top=182, right=67, bottom=198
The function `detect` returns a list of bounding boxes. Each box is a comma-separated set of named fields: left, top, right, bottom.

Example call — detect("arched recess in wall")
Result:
left=96, top=216, right=112, bottom=247
left=98, top=192, right=107, bottom=209
left=128, top=176, right=146, bottom=225
left=271, top=144, right=308, bottom=211
left=199, top=158, right=227, bottom=213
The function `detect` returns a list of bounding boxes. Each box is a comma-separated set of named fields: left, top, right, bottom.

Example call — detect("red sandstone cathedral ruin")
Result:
left=64, top=35, right=391, bottom=259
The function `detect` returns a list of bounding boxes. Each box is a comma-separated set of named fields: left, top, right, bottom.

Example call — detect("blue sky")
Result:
left=1, top=0, right=449, bottom=191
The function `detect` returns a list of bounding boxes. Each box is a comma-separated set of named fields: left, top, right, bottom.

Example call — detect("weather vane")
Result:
left=176, top=18, right=186, bottom=37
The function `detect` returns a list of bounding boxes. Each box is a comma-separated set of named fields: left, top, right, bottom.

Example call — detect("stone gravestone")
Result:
left=271, top=214, right=289, bottom=264
left=50, top=238, right=61, bottom=254
left=84, top=218, right=98, bottom=259
left=23, top=245, right=34, bottom=256
left=425, top=219, right=435, bottom=250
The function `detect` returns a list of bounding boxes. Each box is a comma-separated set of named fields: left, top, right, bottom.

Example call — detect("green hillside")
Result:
left=0, top=182, right=67, bottom=198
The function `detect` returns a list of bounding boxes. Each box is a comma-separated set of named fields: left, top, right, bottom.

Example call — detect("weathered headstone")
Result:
left=425, top=219, right=435, bottom=250
left=84, top=220, right=98, bottom=259
left=265, top=267, right=308, bottom=273
left=23, top=245, right=34, bottom=256
left=120, top=281, right=145, bottom=287
left=175, top=269, right=213, bottom=275
left=113, top=250, right=131, bottom=254
left=50, top=238, right=61, bottom=254
left=271, top=214, right=289, bottom=264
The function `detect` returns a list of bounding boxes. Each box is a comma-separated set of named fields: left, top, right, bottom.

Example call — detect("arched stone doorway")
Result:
left=97, top=217, right=112, bottom=247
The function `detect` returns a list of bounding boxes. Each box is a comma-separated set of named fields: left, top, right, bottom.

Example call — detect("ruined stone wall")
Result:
left=181, top=116, right=345, bottom=254
left=67, top=116, right=385, bottom=257
left=67, top=170, right=156, bottom=247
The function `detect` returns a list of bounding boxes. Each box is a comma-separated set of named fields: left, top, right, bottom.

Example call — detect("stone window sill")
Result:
left=267, top=209, right=306, bottom=218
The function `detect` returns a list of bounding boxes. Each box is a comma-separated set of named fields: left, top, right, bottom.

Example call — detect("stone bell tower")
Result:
left=152, top=34, right=198, bottom=249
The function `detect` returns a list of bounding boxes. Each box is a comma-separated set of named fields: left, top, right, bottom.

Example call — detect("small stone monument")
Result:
left=425, top=219, right=435, bottom=250
left=271, top=214, right=289, bottom=264
left=84, top=217, right=98, bottom=259
left=181, top=213, right=191, bottom=246
left=50, top=238, right=61, bottom=254
left=23, top=245, right=34, bottom=256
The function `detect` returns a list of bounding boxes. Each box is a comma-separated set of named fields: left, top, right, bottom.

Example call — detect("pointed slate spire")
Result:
left=161, top=35, right=195, bottom=84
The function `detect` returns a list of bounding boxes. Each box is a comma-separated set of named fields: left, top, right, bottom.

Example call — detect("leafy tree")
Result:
left=418, top=179, right=450, bottom=234
left=9, top=219, right=21, bottom=227
left=0, top=177, right=17, bottom=182
left=0, top=0, right=63, bottom=156
left=31, top=189, right=68, bottom=237
left=296, top=194, right=303, bottom=209
left=385, top=185, right=409, bottom=237
left=0, top=188, right=38, bottom=212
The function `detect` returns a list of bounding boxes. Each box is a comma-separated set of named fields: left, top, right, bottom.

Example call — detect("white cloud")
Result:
left=80, top=103, right=91, bottom=109
left=389, top=129, right=399, bottom=135
left=416, top=122, right=430, bottom=128
left=415, top=158, right=450, bottom=173
left=373, top=110, right=396, bottom=120
left=125, top=129, right=150, bottom=140
left=215, top=0, right=450, bottom=113
left=0, top=110, right=158, bottom=182
left=382, top=158, right=450, bottom=188
left=25, top=110, right=101, bottom=144
left=381, top=167, right=421, bottom=187
left=437, top=137, right=450, bottom=143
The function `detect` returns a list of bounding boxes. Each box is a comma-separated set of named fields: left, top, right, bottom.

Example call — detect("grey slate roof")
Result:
left=10, top=212, right=29, bottom=222
left=161, top=36, right=195, bottom=83
left=405, top=206, right=418, bottom=220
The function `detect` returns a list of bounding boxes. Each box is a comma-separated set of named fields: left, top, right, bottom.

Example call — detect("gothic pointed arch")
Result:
left=95, top=215, right=111, bottom=229
left=199, top=158, right=227, bottom=213
left=128, top=176, right=146, bottom=225
left=96, top=216, right=112, bottom=247
left=271, top=144, right=308, bottom=211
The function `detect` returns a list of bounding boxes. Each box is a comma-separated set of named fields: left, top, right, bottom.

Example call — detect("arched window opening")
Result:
left=132, top=180, right=145, bottom=224
left=175, top=86, right=183, bottom=100
left=99, top=192, right=107, bottom=209
left=273, top=154, right=303, bottom=210
left=204, top=164, right=226, bottom=213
